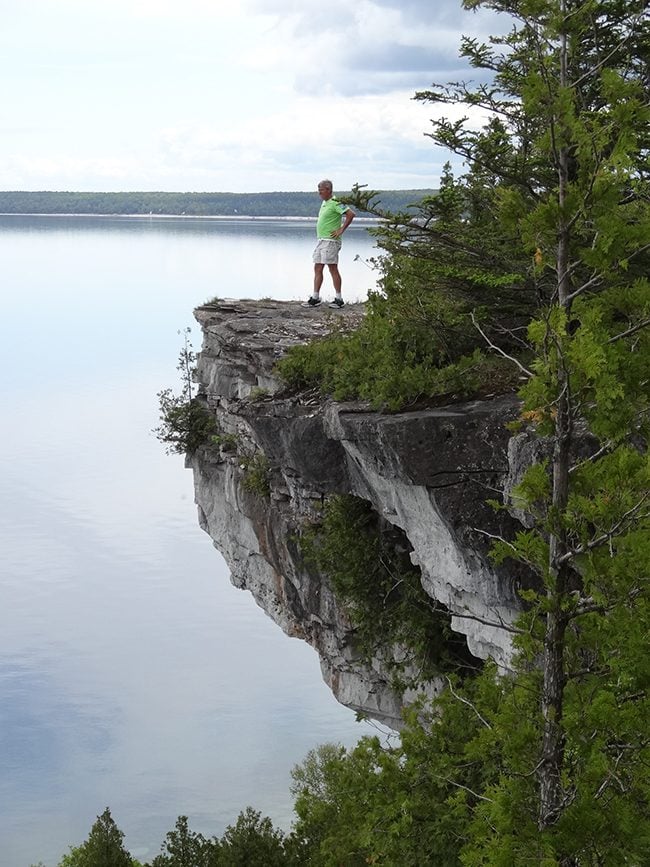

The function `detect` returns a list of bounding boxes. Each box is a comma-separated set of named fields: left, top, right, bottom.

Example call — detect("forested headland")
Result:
left=0, top=189, right=432, bottom=217
left=40, top=0, right=650, bottom=862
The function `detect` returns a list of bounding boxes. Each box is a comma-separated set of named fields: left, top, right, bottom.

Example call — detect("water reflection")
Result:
left=0, top=217, right=379, bottom=865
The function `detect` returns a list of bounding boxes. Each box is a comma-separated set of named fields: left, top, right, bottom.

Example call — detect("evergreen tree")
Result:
left=411, top=0, right=650, bottom=860
left=58, top=808, right=134, bottom=867
left=218, top=807, right=288, bottom=866
left=149, top=815, right=220, bottom=867
left=51, top=2, right=650, bottom=864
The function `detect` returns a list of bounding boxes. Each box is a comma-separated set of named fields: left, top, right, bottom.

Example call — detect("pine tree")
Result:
left=59, top=808, right=133, bottom=867
left=410, top=0, right=650, bottom=860
left=149, top=815, right=219, bottom=867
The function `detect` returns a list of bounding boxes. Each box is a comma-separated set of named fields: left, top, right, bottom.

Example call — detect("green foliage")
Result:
left=283, top=0, right=650, bottom=859
left=300, top=495, right=475, bottom=685
left=275, top=0, right=648, bottom=419
left=50, top=2, right=650, bottom=864
left=239, top=452, right=271, bottom=497
left=155, top=391, right=218, bottom=455
left=149, top=815, right=219, bottom=867
left=510, top=459, right=551, bottom=518
left=288, top=675, right=506, bottom=867
left=289, top=742, right=386, bottom=866
left=219, top=808, right=289, bottom=866
left=211, top=432, right=239, bottom=452
left=247, top=386, right=269, bottom=402
left=277, top=307, right=520, bottom=410
left=289, top=641, right=650, bottom=865
left=406, top=0, right=650, bottom=856
left=148, top=810, right=298, bottom=867
left=58, top=808, right=134, bottom=867
left=56, top=808, right=298, bottom=867
left=154, top=328, right=218, bottom=455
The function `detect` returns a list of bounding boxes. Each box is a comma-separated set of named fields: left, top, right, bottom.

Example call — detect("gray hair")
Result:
left=318, top=179, right=333, bottom=190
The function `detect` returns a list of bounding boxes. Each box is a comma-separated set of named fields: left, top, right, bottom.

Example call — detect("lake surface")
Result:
left=0, top=215, right=380, bottom=866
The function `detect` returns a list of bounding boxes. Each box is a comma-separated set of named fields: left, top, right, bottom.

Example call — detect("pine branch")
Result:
left=570, top=7, right=647, bottom=89
left=565, top=269, right=604, bottom=303
left=470, top=311, right=534, bottom=377
left=607, top=317, right=650, bottom=344
left=450, top=607, right=524, bottom=636
left=431, top=773, right=495, bottom=803
left=445, top=676, right=493, bottom=729
left=558, top=495, right=650, bottom=565
left=569, top=587, right=644, bottom=619
left=569, top=442, right=614, bottom=473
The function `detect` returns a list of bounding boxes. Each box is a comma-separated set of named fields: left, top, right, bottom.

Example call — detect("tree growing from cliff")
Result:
left=299, top=494, right=477, bottom=687
left=411, top=0, right=650, bottom=860
left=154, top=327, right=217, bottom=455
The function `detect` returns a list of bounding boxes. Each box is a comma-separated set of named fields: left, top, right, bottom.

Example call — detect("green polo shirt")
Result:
left=316, top=197, right=349, bottom=239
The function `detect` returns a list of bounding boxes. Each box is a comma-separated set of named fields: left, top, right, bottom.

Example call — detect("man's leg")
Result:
left=313, top=263, right=325, bottom=295
left=327, top=264, right=342, bottom=294
left=327, top=264, right=345, bottom=308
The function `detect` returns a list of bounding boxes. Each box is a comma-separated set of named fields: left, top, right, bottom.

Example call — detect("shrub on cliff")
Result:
left=154, top=328, right=217, bottom=455
left=299, top=495, right=476, bottom=686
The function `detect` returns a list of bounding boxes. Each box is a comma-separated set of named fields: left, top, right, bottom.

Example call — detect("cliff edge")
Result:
left=188, top=299, right=533, bottom=728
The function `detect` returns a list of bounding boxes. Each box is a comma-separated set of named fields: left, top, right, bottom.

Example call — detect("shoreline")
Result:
left=0, top=212, right=380, bottom=223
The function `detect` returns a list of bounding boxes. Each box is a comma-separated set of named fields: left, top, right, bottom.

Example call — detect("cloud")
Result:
left=153, top=91, right=481, bottom=192
left=244, top=0, right=498, bottom=96
left=0, top=154, right=144, bottom=191
left=0, top=0, right=501, bottom=191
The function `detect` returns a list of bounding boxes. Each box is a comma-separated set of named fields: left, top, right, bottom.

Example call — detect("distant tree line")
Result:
left=0, top=189, right=433, bottom=217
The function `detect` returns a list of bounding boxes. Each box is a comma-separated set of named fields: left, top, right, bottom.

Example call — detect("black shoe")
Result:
left=329, top=297, right=344, bottom=309
left=302, top=296, right=322, bottom=307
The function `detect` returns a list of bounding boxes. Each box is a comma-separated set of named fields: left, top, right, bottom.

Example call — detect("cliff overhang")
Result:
left=189, top=299, right=534, bottom=728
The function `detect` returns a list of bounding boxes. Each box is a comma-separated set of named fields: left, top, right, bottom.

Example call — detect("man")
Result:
left=303, top=179, right=355, bottom=308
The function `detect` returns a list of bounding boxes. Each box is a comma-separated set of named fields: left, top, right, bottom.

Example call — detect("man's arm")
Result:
left=331, top=208, right=355, bottom=238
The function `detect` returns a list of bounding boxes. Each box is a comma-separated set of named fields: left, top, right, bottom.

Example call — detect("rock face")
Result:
left=189, top=299, right=532, bottom=729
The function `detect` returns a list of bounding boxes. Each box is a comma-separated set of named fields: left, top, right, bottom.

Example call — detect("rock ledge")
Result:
left=189, top=299, right=529, bottom=727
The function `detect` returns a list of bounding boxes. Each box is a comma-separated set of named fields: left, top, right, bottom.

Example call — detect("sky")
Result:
left=1, top=0, right=501, bottom=193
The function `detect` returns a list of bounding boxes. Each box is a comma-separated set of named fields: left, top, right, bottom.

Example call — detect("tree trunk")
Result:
left=538, top=6, right=573, bottom=830
left=538, top=389, right=571, bottom=830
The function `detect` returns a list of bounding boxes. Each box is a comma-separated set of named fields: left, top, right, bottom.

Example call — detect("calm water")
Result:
left=0, top=215, right=379, bottom=866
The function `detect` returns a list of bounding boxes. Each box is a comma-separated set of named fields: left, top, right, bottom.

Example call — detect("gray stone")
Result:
left=189, top=299, right=533, bottom=727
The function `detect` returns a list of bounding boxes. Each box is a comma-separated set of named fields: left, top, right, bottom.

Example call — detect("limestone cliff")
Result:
left=189, top=299, right=533, bottom=729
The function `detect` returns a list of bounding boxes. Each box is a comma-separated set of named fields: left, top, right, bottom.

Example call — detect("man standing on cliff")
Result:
left=303, top=179, right=355, bottom=308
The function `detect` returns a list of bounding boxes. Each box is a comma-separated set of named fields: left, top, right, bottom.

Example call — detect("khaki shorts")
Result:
left=313, top=238, right=341, bottom=265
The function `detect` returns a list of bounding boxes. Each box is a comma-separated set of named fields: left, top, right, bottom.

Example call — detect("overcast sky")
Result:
left=1, top=0, right=502, bottom=192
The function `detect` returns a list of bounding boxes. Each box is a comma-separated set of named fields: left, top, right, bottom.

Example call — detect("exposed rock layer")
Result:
left=189, top=299, right=530, bottom=728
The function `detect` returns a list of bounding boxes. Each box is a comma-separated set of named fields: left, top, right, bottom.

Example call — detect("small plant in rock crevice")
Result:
left=248, top=386, right=270, bottom=402
left=240, top=451, right=271, bottom=497
left=211, top=432, right=239, bottom=452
